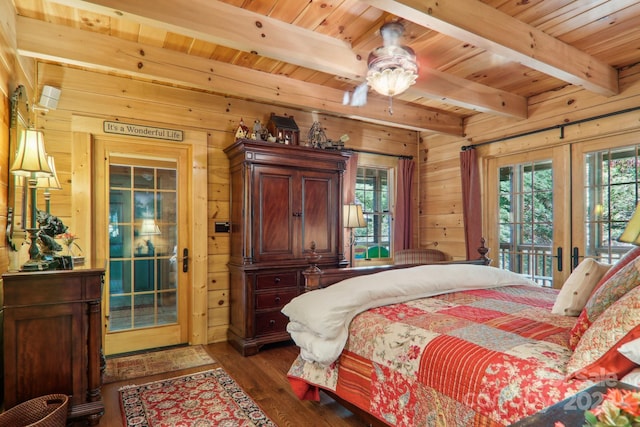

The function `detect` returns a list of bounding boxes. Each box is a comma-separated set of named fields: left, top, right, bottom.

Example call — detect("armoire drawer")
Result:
left=255, top=311, right=290, bottom=335
left=255, top=290, right=298, bottom=309
left=255, top=272, right=297, bottom=290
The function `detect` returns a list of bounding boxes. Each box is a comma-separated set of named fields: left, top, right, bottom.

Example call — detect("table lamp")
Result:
left=619, top=202, right=640, bottom=245
left=344, top=203, right=366, bottom=267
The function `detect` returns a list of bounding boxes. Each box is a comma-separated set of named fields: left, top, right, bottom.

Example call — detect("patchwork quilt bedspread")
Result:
left=287, top=285, right=596, bottom=426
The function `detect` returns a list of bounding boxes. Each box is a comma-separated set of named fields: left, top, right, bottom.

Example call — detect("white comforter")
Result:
left=281, top=264, right=537, bottom=365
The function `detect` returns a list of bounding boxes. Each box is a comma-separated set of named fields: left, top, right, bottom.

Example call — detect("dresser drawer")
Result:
left=255, top=311, right=290, bottom=335
left=255, top=272, right=297, bottom=290
left=255, top=290, right=298, bottom=309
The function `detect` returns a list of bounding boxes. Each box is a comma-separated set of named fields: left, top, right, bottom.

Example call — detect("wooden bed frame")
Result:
left=302, top=239, right=491, bottom=291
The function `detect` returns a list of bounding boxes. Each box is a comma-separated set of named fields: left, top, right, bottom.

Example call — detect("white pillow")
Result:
left=618, top=337, right=640, bottom=364
left=622, top=367, right=640, bottom=387
left=551, top=258, right=611, bottom=316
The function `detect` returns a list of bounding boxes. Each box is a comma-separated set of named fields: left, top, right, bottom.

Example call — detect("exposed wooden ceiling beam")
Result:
left=364, top=0, right=619, bottom=97
left=48, top=0, right=367, bottom=80
left=46, top=0, right=527, bottom=119
left=17, top=16, right=463, bottom=135
left=412, top=70, right=526, bottom=118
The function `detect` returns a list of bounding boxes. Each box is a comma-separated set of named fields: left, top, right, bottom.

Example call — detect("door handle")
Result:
left=556, top=246, right=563, bottom=272
left=182, top=248, right=189, bottom=273
left=573, top=247, right=580, bottom=269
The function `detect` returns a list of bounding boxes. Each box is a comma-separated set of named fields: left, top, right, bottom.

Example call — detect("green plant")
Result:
left=555, top=388, right=640, bottom=427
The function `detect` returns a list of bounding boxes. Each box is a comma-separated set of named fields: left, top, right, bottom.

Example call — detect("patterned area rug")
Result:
left=104, top=345, right=215, bottom=384
left=120, top=368, right=277, bottom=426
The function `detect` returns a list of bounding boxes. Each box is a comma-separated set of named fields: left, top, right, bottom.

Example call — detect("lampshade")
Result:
left=619, top=202, right=640, bottom=245
left=11, top=129, right=53, bottom=178
left=366, top=22, right=419, bottom=97
left=36, top=155, right=62, bottom=190
left=140, top=218, right=161, bottom=235
left=344, top=204, right=366, bottom=229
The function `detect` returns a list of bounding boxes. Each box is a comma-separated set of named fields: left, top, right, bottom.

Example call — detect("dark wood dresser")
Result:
left=224, top=139, right=349, bottom=355
left=0, top=266, right=105, bottom=425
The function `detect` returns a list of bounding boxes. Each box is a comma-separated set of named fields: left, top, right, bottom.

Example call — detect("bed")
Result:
left=282, top=245, right=640, bottom=426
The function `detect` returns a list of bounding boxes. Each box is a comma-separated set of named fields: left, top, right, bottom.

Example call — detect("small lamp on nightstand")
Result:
left=10, top=128, right=54, bottom=269
left=36, top=155, right=62, bottom=214
left=619, top=202, right=640, bottom=245
left=344, top=203, right=366, bottom=267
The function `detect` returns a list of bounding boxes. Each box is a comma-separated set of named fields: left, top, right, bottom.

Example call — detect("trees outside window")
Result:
left=355, top=165, right=393, bottom=262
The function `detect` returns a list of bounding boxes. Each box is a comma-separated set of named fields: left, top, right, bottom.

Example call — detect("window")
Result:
left=498, top=160, right=554, bottom=287
left=353, top=155, right=395, bottom=263
left=583, top=145, right=640, bottom=263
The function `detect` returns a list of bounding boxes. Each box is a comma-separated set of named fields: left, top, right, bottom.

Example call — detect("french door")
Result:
left=485, top=134, right=640, bottom=288
left=95, top=138, right=189, bottom=355
left=572, top=134, right=640, bottom=265
left=485, top=146, right=571, bottom=287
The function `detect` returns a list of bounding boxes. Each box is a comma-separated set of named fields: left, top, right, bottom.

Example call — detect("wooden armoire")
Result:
left=224, top=139, right=349, bottom=355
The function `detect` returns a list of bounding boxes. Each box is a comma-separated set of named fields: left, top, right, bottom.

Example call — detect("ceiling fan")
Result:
left=344, top=21, right=419, bottom=114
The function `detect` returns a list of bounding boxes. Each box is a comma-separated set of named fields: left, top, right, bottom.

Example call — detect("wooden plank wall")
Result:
left=32, top=62, right=419, bottom=343
left=421, top=63, right=640, bottom=261
left=0, top=0, right=34, bottom=274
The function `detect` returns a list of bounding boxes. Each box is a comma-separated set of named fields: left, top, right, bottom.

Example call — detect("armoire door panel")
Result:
left=301, top=175, right=335, bottom=255
left=255, top=168, right=295, bottom=261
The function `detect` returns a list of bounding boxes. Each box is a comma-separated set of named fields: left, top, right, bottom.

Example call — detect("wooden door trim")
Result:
left=71, top=115, right=208, bottom=347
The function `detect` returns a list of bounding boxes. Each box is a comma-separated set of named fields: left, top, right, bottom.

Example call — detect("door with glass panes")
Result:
left=95, top=138, right=189, bottom=355
left=486, top=137, right=640, bottom=288
left=485, top=146, right=571, bottom=288
left=572, top=135, right=640, bottom=266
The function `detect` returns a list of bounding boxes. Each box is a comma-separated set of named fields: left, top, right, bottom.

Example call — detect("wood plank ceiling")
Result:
left=12, top=0, right=640, bottom=136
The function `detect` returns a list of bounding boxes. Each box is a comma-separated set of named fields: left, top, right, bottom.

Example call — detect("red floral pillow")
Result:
left=592, top=246, right=640, bottom=295
left=566, top=284, right=640, bottom=380
left=568, top=252, right=640, bottom=350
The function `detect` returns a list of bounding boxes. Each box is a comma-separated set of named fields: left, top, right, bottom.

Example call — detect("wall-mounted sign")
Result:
left=103, top=121, right=184, bottom=142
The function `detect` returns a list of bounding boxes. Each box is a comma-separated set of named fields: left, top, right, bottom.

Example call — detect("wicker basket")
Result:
left=0, top=394, right=69, bottom=427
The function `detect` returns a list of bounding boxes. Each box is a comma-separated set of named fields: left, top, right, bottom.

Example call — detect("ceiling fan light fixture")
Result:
left=366, top=22, right=418, bottom=97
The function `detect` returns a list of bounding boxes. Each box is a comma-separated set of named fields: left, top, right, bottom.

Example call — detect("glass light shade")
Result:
left=344, top=204, right=366, bottom=228
left=367, top=66, right=419, bottom=97
left=366, top=22, right=419, bottom=97
left=11, top=129, right=53, bottom=178
left=140, top=218, right=161, bottom=235
left=619, top=202, right=640, bottom=245
left=36, top=155, right=62, bottom=190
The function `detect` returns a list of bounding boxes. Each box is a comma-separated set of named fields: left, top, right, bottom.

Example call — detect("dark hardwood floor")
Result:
left=99, top=341, right=372, bottom=426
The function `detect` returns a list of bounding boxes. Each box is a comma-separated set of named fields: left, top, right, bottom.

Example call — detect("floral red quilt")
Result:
left=287, top=285, right=597, bottom=426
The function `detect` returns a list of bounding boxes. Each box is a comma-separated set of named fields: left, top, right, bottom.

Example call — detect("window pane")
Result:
left=157, top=168, right=176, bottom=190
left=584, top=145, right=640, bottom=260
left=134, top=167, right=154, bottom=189
left=498, top=161, right=554, bottom=287
left=355, top=165, right=392, bottom=260
left=110, top=165, right=131, bottom=187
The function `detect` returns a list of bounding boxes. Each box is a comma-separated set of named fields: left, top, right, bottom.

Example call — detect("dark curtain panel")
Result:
left=344, top=153, right=359, bottom=257
left=394, top=158, right=415, bottom=251
left=344, top=153, right=358, bottom=204
left=460, top=148, right=483, bottom=259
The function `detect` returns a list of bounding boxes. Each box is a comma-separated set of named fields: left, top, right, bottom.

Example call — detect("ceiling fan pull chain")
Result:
left=388, top=96, right=393, bottom=116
